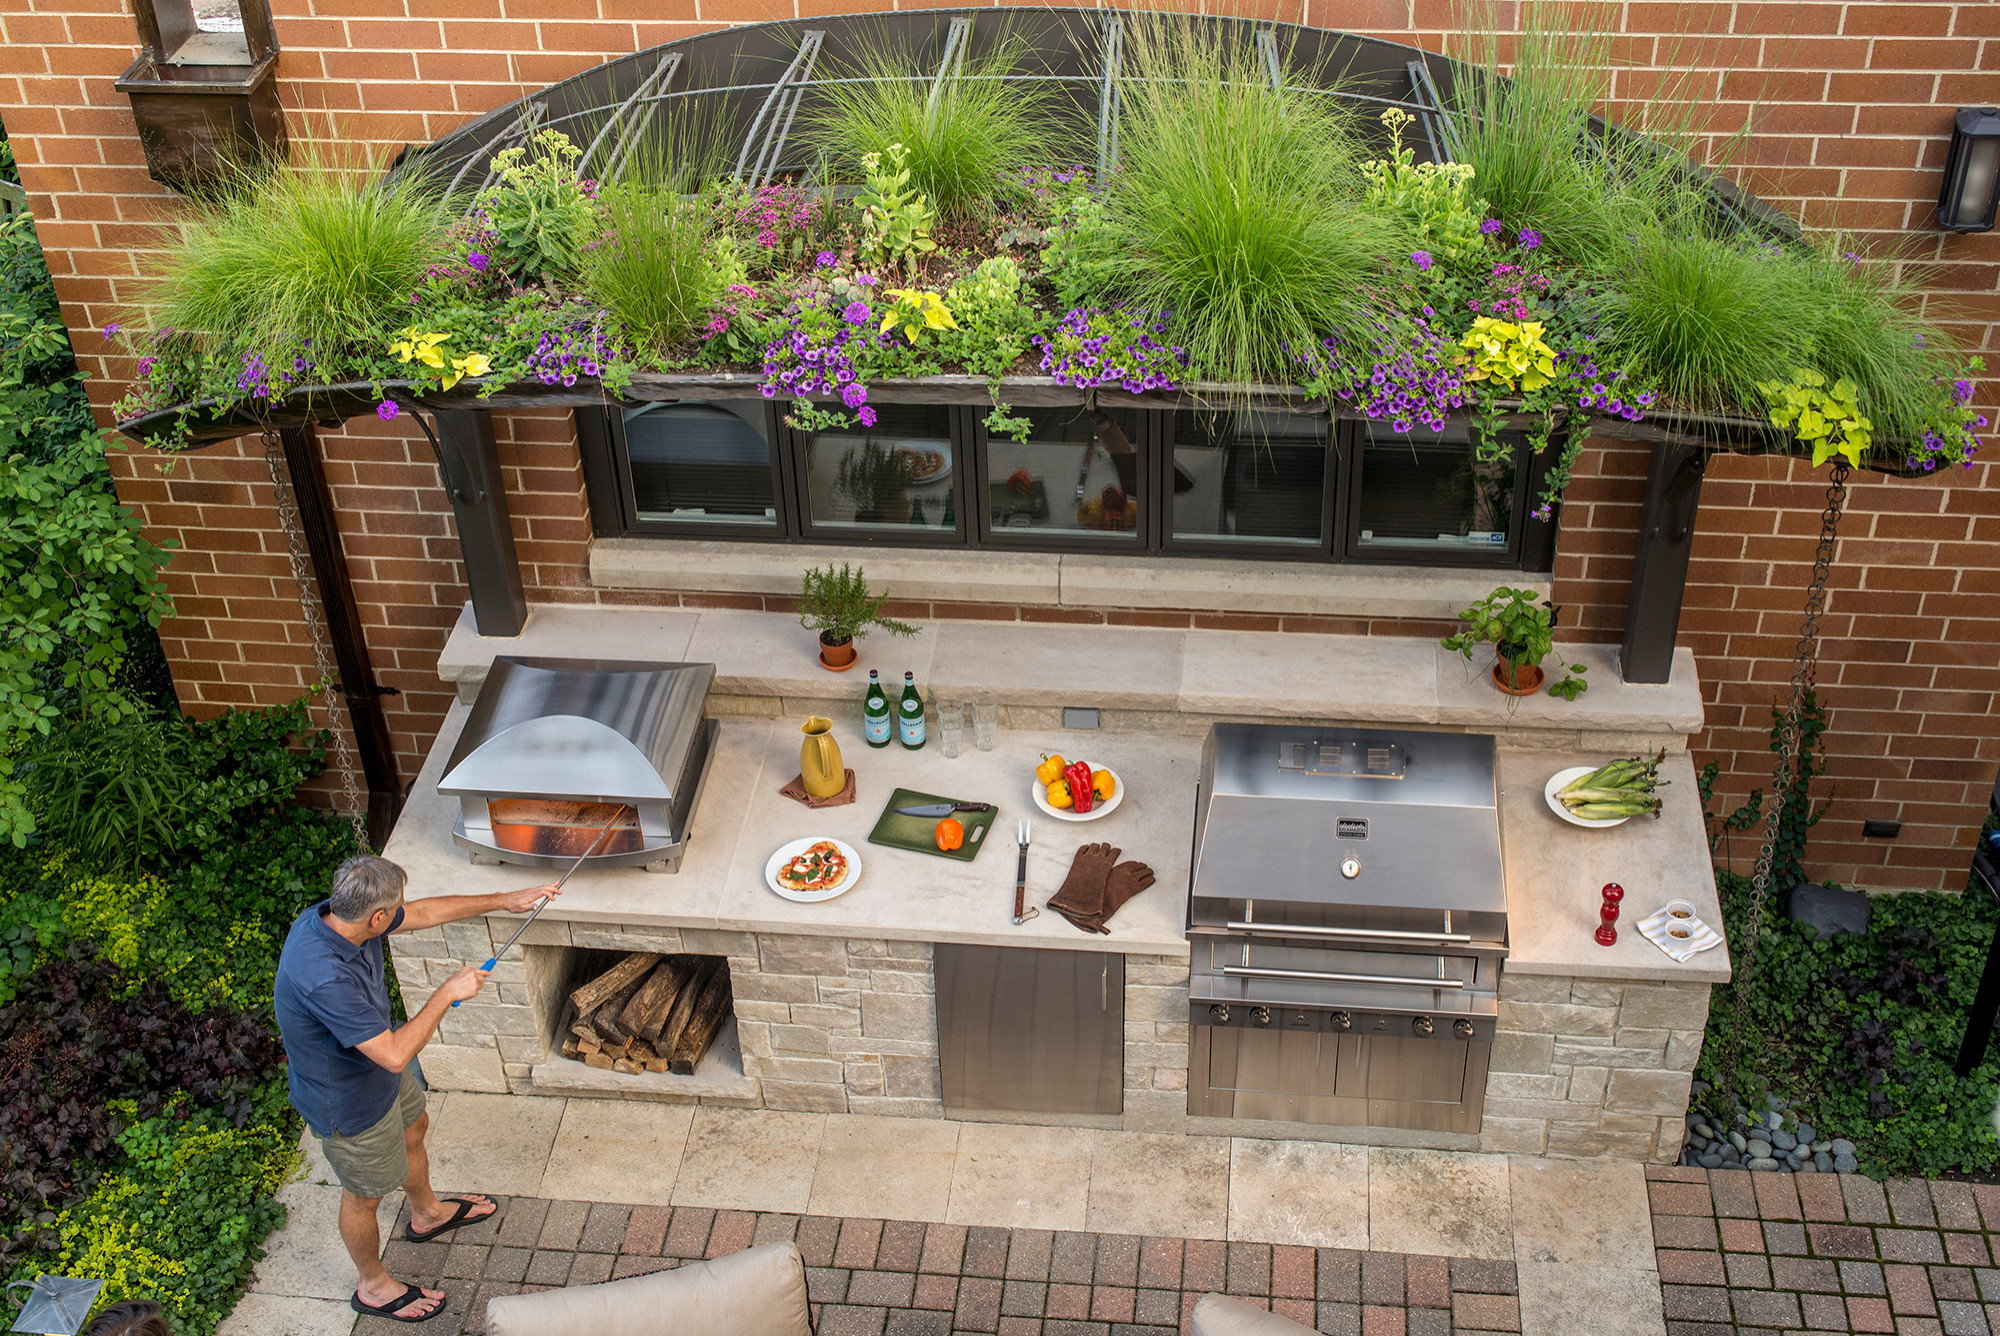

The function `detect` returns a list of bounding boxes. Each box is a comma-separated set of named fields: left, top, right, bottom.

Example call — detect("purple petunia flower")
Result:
left=377, top=400, right=400, bottom=420
left=1480, top=219, right=1504, bottom=235
left=1410, top=251, right=1434, bottom=272
left=816, top=251, right=837, bottom=268
left=467, top=252, right=489, bottom=272
left=1517, top=229, right=1542, bottom=251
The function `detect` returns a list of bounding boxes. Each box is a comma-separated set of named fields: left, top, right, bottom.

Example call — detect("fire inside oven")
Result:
left=487, top=800, right=646, bottom=859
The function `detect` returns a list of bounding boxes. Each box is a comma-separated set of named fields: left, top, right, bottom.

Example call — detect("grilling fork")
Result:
left=452, top=803, right=627, bottom=1006
left=1013, top=819, right=1039, bottom=926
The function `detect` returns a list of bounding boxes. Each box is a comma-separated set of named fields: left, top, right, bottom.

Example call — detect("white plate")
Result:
left=1544, top=766, right=1632, bottom=829
left=764, top=837, right=862, bottom=903
left=1032, top=766, right=1125, bottom=822
left=894, top=446, right=952, bottom=487
left=1637, top=907, right=1723, bottom=962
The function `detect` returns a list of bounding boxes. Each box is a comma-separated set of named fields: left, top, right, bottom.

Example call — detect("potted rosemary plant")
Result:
left=1441, top=587, right=1588, bottom=700
left=797, top=563, right=920, bottom=671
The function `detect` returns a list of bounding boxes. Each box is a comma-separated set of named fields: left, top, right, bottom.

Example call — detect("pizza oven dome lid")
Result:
left=439, top=657, right=715, bottom=804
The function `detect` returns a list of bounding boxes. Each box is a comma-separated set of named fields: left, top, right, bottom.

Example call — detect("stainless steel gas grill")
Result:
left=1186, top=722, right=1507, bottom=1133
left=439, top=657, right=718, bottom=873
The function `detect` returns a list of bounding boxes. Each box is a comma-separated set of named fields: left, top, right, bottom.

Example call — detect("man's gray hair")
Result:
left=329, top=855, right=407, bottom=922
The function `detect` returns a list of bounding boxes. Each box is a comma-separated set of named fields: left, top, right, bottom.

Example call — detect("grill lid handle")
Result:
left=1225, top=921, right=1474, bottom=944
left=1222, top=965, right=1466, bottom=989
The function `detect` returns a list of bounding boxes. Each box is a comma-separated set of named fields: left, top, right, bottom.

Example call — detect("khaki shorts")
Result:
left=319, top=1066, right=427, bottom=1199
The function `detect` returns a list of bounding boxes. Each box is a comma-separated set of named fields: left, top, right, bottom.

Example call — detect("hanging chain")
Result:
left=1719, top=460, right=1851, bottom=1115
left=263, top=428, right=371, bottom=849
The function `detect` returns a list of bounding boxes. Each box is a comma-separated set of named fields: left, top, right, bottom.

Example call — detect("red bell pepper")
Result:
left=1065, top=760, right=1095, bottom=814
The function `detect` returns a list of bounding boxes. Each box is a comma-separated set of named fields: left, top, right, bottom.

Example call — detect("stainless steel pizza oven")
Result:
left=439, top=657, right=717, bottom=873
left=1186, top=722, right=1507, bottom=1134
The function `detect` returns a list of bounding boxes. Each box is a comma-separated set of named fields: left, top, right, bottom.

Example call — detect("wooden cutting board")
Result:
left=865, top=788, right=999, bottom=862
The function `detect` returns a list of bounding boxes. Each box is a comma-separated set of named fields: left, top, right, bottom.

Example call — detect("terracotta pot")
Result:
left=1492, top=655, right=1545, bottom=696
left=818, top=633, right=858, bottom=672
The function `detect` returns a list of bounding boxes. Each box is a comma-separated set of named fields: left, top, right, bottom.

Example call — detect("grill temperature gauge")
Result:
left=1340, top=854, right=1361, bottom=879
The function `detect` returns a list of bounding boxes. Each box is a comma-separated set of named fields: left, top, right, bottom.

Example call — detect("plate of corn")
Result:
left=1544, top=752, right=1667, bottom=828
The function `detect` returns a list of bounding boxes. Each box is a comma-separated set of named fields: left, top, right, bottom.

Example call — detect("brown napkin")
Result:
left=779, top=770, right=857, bottom=808
left=1048, top=843, right=1119, bottom=933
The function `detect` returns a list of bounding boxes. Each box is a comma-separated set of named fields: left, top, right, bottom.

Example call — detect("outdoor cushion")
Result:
left=484, top=1240, right=810, bottom=1336
left=1189, top=1292, right=1318, bottom=1336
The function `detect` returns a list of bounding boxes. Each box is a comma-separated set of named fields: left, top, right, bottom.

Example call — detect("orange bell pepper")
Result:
left=935, top=817, right=964, bottom=851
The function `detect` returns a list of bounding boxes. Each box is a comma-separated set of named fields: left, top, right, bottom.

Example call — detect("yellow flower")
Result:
left=442, top=352, right=492, bottom=391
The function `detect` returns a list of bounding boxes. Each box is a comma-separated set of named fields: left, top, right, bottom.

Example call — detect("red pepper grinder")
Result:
left=1595, top=882, right=1624, bottom=946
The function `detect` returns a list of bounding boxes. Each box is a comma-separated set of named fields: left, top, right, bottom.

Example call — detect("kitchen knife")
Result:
left=893, top=801, right=992, bottom=817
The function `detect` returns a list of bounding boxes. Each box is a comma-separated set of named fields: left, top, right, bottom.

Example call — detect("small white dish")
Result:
left=764, top=837, right=862, bottom=903
left=1545, top=766, right=1633, bottom=829
left=1032, top=767, right=1125, bottom=823
left=1638, top=907, right=1722, bottom=962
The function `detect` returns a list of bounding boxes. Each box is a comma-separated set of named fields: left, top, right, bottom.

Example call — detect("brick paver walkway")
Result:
left=357, top=1197, right=1525, bottom=1336
left=1648, top=1165, right=2000, bottom=1335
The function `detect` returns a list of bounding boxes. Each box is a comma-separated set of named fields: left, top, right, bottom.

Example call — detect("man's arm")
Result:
left=396, top=882, right=559, bottom=934
left=354, top=965, right=488, bottom=1073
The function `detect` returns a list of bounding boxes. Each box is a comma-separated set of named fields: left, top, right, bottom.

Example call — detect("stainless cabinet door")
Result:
left=935, top=944, right=1125, bottom=1115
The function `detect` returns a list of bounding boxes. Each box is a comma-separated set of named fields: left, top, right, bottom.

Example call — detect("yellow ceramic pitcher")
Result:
left=800, top=716, right=845, bottom=798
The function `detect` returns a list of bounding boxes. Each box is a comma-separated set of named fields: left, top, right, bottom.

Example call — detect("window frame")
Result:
left=574, top=402, right=1560, bottom=575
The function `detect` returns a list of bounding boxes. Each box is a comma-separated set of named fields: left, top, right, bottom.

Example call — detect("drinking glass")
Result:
left=936, top=698, right=966, bottom=758
left=973, top=691, right=999, bottom=751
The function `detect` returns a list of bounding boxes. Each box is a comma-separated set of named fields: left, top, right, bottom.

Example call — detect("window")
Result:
left=576, top=401, right=1556, bottom=573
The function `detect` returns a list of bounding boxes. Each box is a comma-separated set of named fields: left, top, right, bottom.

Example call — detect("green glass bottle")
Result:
left=897, top=671, right=926, bottom=749
left=863, top=670, right=892, bottom=749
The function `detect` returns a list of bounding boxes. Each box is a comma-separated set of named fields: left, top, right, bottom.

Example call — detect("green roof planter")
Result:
left=109, top=9, right=1987, bottom=501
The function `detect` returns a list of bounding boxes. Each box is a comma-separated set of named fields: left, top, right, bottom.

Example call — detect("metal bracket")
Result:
left=396, top=399, right=486, bottom=505
left=928, top=16, right=974, bottom=116
left=1404, top=59, right=1462, bottom=163
left=584, top=49, right=684, bottom=181
left=735, top=29, right=825, bottom=187
left=1096, top=13, right=1122, bottom=182
left=1255, top=27, right=1283, bottom=90
left=444, top=99, right=546, bottom=211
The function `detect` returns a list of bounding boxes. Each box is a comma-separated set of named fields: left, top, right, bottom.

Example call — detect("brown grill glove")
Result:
left=1048, top=842, right=1119, bottom=930
left=1066, top=860, right=1157, bottom=934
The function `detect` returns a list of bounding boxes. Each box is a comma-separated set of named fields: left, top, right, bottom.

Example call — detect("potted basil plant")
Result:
left=798, top=563, right=920, bottom=671
left=1441, top=586, right=1588, bottom=700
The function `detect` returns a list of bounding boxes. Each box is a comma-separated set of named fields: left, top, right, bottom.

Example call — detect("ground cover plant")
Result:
left=111, top=6, right=1986, bottom=494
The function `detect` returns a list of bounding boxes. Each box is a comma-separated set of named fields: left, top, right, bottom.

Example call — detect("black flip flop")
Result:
left=404, top=1194, right=497, bottom=1243
left=351, top=1283, right=445, bottom=1324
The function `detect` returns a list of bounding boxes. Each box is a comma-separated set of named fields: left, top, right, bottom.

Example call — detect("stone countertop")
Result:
left=386, top=706, right=1729, bottom=982
left=435, top=604, right=1705, bottom=743
left=1497, top=751, right=1733, bottom=984
left=386, top=703, right=1198, bottom=957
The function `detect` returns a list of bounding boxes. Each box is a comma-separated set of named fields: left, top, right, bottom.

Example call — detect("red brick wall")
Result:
left=21, top=0, right=2000, bottom=891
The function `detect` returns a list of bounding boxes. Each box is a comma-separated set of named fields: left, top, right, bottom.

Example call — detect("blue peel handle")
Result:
left=451, top=956, right=500, bottom=1007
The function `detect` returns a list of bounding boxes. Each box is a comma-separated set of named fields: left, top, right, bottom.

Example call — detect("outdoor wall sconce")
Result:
left=1937, top=106, right=2000, bottom=233
left=114, top=0, right=286, bottom=193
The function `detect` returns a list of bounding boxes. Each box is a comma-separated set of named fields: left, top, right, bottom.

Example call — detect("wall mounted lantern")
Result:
left=1937, top=106, right=2000, bottom=233
left=114, top=0, right=286, bottom=193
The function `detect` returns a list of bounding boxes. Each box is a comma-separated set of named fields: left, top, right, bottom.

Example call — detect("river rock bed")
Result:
left=1679, top=1086, right=1861, bottom=1175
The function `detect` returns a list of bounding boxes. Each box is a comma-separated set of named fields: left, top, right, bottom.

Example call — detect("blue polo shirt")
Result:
left=273, top=900, right=419, bottom=1137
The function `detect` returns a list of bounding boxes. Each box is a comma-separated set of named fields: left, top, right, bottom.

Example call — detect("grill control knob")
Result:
left=1453, top=1019, right=1476, bottom=1039
left=1251, top=1006, right=1272, bottom=1027
left=1328, top=1011, right=1352, bottom=1031
left=1340, top=854, right=1361, bottom=879
left=1412, top=1015, right=1435, bottom=1037
left=1209, top=1005, right=1230, bottom=1025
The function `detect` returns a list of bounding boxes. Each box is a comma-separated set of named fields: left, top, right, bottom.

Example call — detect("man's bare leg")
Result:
left=341, top=1188, right=444, bottom=1319
left=402, top=1112, right=496, bottom=1235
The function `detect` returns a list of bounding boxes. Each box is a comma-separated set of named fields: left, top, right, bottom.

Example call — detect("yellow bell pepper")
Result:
left=1035, top=753, right=1067, bottom=786
left=1045, top=779, right=1074, bottom=809
left=1091, top=769, right=1115, bottom=801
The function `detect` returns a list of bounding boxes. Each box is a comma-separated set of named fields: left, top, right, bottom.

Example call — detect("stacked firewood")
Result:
left=557, top=951, right=732, bottom=1076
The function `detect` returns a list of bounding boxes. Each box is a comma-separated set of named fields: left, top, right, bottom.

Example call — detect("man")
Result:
left=274, top=853, right=557, bottom=1324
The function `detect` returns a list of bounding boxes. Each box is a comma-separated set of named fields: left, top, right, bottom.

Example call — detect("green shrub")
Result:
left=16, top=1087, right=298, bottom=1336
left=474, top=129, right=603, bottom=286
left=1101, top=19, right=1401, bottom=388
left=806, top=32, right=1064, bottom=223
left=582, top=174, right=717, bottom=358
left=138, top=140, right=447, bottom=370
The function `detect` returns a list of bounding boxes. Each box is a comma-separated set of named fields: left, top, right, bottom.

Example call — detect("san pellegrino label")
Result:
left=898, top=671, right=926, bottom=749
left=863, top=670, right=892, bottom=748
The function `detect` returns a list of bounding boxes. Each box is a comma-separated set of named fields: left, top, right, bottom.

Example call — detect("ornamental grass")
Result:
left=137, top=138, right=445, bottom=371
left=1102, top=17, right=1404, bottom=390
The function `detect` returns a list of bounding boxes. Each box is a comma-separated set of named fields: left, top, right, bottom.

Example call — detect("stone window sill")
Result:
left=587, top=537, right=1549, bottom=622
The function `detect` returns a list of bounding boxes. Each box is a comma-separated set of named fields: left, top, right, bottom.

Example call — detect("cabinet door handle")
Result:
left=1101, top=960, right=1109, bottom=1011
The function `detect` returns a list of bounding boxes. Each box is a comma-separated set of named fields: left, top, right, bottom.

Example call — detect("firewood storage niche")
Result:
left=529, top=945, right=737, bottom=1082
